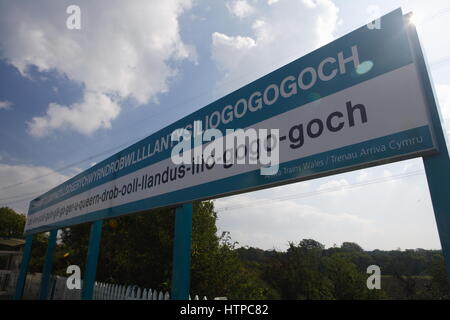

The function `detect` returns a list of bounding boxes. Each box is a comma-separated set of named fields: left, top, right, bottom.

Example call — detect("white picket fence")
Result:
left=1, top=272, right=225, bottom=300
left=50, top=276, right=218, bottom=300
left=92, top=282, right=216, bottom=300
left=93, top=282, right=171, bottom=300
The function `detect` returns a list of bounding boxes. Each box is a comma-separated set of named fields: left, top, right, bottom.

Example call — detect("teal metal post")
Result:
left=81, top=220, right=103, bottom=300
left=14, top=234, right=33, bottom=300
left=407, top=19, right=450, bottom=282
left=171, top=203, right=193, bottom=300
left=39, top=229, right=57, bottom=300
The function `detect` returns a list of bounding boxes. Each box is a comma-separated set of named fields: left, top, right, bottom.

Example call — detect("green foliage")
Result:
left=0, top=206, right=26, bottom=238
left=341, top=242, right=363, bottom=252
left=0, top=207, right=51, bottom=273
left=28, top=233, right=52, bottom=273
left=259, top=240, right=387, bottom=300
left=427, top=255, right=450, bottom=299
left=263, top=240, right=334, bottom=299
left=323, top=253, right=385, bottom=299
left=299, top=239, right=325, bottom=250
left=59, top=207, right=175, bottom=288
left=98, top=208, right=175, bottom=288
left=59, top=201, right=266, bottom=299
left=11, top=200, right=446, bottom=300
left=191, top=231, right=266, bottom=299
left=57, top=208, right=450, bottom=300
left=239, top=243, right=447, bottom=300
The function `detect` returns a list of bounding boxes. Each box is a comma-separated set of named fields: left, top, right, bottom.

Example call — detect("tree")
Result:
left=0, top=207, right=51, bottom=273
left=299, top=239, right=325, bottom=250
left=28, top=233, right=52, bottom=273
left=324, top=253, right=385, bottom=299
left=59, top=206, right=175, bottom=288
left=341, top=242, right=363, bottom=252
left=264, top=240, right=334, bottom=299
left=59, top=201, right=266, bottom=299
left=191, top=231, right=267, bottom=299
left=427, top=255, right=450, bottom=299
left=0, top=207, right=25, bottom=238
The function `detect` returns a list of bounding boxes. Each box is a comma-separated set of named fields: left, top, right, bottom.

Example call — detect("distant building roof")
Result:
left=0, top=237, right=26, bottom=247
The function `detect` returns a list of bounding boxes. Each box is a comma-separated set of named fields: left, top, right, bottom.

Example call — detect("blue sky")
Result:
left=1, top=0, right=449, bottom=251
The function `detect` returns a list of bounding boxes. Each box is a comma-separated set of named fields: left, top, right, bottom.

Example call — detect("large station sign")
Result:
left=25, top=9, right=437, bottom=234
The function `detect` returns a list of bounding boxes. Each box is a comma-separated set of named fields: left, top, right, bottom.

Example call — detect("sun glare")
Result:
left=409, top=13, right=420, bottom=26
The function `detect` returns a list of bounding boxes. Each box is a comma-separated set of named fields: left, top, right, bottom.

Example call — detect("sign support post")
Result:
left=81, top=220, right=103, bottom=300
left=423, top=147, right=450, bottom=282
left=171, top=203, right=193, bottom=300
left=38, top=229, right=58, bottom=299
left=14, top=234, right=33, bottom=300
left=406, top=20, right=450, bottom=282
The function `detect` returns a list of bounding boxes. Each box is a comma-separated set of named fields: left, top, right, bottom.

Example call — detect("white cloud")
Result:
left=226, top=0, right=255, bottom=18
left=214, top=158, right=440, bottom=251
left=27, top=91, right=120, bottom=137
left=0, top=100, right=12, bottom=110
left=212, top=32, right=256, bottom=72
left=215, top=194, right=375, bottom=250
left=356, top=170, right=370, bottom=182
left=381, top=169, right=391, bottom=177
left=317, top=178, right=349, bottom=191
left=0, top=163, right=70, bottom=214
left=0, top=0, right=194, bottom=137
left=211, top=0, right=339, bottom=94
left=408, top=1, right=450, bottom=67
left=316, top=178, right=349, bottom=196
